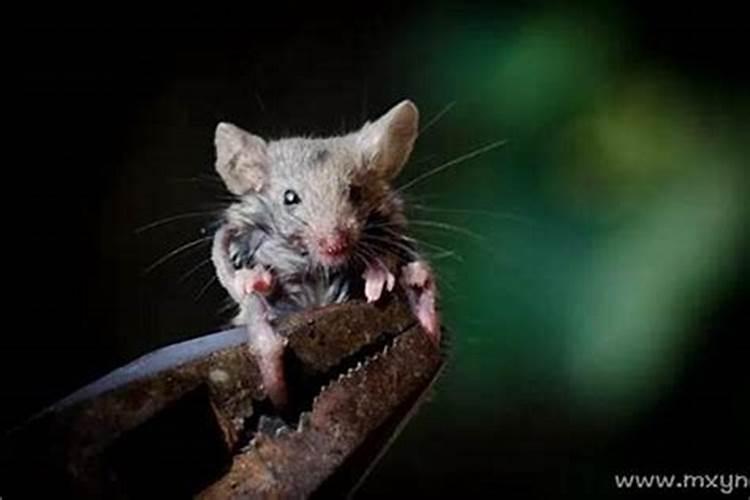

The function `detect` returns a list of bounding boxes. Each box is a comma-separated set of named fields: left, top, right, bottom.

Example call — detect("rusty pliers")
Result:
left=1, top=297, right=445, bottom=498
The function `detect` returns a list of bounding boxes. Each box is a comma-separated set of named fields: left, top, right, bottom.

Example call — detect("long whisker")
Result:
left=359, top=240, right=418, bottom=268
left=368, top=219, right=485, bottom=241
left=397, top=138, right=508, bottom=193
left=177, top=258, right=213, bottom=284
left=430, top=250, right=462, bottom=261
left=364, top=235, right=454, bottom=265
left=376, top=226, right=451, bottom=249
left=366, top=233, right=464, bottom=264
left=408, top=204, right=532, bottom=223
left=352, top=250, right=370, bottom=269
left=419, top=101, right=456, bottom=136
left=408, top=220, right=486, bottom=240
left=195, top=276, right=217, bottom=301
left=361, top=234, right=419, bottom=256
left=357, top=244, right=395, bottom=267
left=217, top=298, right=238, bottom=314
left=143, top=236, right=213, bottom=275
left=386, top=227, right=464, bottom=261
left=135, top=211, right=219, bottom=234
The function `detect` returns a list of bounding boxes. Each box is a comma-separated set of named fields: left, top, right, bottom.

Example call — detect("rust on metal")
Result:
left=1, top=296, right=444, bottom=498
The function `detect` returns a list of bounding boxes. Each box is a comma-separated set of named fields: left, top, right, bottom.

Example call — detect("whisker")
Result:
left=217, top=298, right=238, bottom=314
left=195, top=275, right=217, bottom=301
left=408, top=220, right=486, bottom=241
left=397, top=138, right=508, bottom=193
left=419, top=101, right=456, bottom=136
left=376, top=225, right=444, bottom=247
left=357, top=244, right=395, bottom=267
left=177, top=258, right=213, bottom=284
left=360, top=239, right=420, bottom=268
left=361, top=234, right=419, bottom=256
left=408, top=204, right=532, bottom=224
left=431, top=250, right=461, bottom=260
left=143, top=236, right=213, bottom=275
left=375, top=225, right=465, bottom=262
left=352, top=250, right=369, bottom=269
left=135, top=211, right=219, bottom=234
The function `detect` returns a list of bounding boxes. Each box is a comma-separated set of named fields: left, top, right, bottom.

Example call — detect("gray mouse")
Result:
left=211, top=100, right=439, bottom=407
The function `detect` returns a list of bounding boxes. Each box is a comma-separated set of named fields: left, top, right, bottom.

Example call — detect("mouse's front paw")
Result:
left=236, top=265, right=274, bottom=297
left=401, top=261, right=440, bottom=345
left=363, top=264, right=395, bottom=303
left=401, top=261, right=432, bottom=288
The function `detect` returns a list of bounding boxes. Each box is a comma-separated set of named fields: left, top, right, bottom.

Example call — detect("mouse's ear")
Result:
left=357, top=100, right=419, bottom=180
left=215, top=122, right=268, bottom=195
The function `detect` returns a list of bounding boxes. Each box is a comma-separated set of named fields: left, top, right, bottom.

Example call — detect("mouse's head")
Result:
left=215, top=100, right=419, bottom=268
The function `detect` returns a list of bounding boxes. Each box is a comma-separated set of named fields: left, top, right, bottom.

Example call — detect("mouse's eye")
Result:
left=284, top=189, right=301, bottom=205
left=349, top=185, right=363, bottom=204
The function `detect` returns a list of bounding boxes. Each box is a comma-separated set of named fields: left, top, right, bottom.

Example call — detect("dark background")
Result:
left=4, top=3, right=748, bottom=498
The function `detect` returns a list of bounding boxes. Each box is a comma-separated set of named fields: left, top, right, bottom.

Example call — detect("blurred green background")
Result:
left=7, top=2, right=748, bottom=497
left=361, top=5, right=748, bottom=496
left=391, top=3, right=746, bottom=425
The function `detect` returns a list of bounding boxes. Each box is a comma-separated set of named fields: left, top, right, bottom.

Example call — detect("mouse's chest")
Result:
left=270, top=268, right=361, bottom=316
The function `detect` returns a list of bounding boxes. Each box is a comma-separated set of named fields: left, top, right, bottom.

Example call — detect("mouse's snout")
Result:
left=318, top=228, right=351, bottom=259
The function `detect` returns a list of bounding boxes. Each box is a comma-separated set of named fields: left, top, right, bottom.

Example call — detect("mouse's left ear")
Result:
left=357, top=100, right=419, bottom=180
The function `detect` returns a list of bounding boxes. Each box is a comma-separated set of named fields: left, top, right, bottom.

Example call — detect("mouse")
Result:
left=210, top=100, right=439, bottom=408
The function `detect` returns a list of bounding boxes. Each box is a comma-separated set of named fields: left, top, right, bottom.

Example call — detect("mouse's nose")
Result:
left=319, top=229, right=351, bottom=258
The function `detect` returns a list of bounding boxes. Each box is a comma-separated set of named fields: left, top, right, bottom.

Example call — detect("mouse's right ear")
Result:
left=215, top=122, right=268, bottom=195
left=356, top=100, right=419, bottom=180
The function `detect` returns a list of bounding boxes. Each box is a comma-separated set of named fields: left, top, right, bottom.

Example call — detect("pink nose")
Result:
left=319, top=229, right=351, bottom=257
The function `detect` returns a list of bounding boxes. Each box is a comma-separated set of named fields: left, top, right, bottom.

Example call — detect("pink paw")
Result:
left=401, top=261, right=440, bottom=346
left=235, top=266, right=273, bottom=297
left=401, top=261, right=431, bottom=288
left=362, top=264, right=395, bottom=303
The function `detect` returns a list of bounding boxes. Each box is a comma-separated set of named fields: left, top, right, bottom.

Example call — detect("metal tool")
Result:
left=1, top=297, right=445, bottom=498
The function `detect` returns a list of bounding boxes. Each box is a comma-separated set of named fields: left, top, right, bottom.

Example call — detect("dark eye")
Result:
left=284, top=189, right=301, bottom=205
left=349, top=185, right=363, bottom=204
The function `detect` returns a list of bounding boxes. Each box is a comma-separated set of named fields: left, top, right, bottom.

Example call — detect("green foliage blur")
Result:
left=361, top=4, right=747, bottom=493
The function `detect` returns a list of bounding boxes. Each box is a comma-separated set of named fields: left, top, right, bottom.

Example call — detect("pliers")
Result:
left=1, top=297, right=444, bottom=499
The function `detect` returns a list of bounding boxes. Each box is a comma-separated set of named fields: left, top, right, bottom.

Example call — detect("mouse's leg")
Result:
left=362, top=262, right=396, bottom=303
left=235, top=266, right=287, bottom=407
left=401, top=261, right=440, bottom=346
left=213, top=226, right=287, bottom=407
left=242, top=294, right=288, bottom=408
